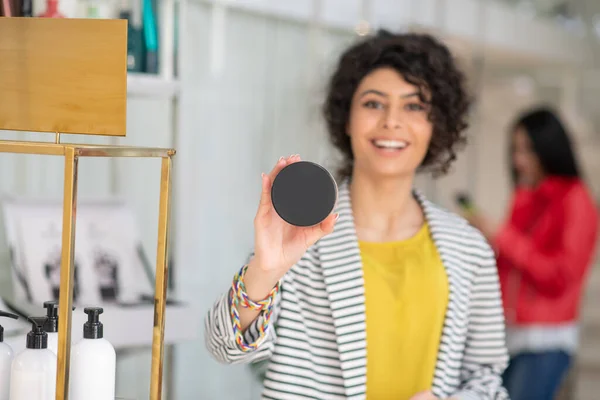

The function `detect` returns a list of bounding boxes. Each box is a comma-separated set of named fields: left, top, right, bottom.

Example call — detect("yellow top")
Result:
left=359, top=223, right=449, bottom=400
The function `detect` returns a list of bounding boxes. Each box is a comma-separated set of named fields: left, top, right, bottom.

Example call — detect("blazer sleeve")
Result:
left=452, top=242, right=509, bottom=400
left=204, top=254, right=282, bottom=365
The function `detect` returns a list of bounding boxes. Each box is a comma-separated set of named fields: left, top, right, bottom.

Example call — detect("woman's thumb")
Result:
left=306, top=213, right=338, bottom=244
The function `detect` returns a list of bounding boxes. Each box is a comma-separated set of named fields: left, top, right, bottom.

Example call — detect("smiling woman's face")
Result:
left=347, top=67, right=433, bottom=179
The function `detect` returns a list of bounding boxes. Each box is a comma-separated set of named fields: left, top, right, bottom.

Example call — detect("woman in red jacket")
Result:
left=466, top=107, right=599, bottom=400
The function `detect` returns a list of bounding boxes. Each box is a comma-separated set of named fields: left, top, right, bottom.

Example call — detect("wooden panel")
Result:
left=0, top=17, right=127, bottom=136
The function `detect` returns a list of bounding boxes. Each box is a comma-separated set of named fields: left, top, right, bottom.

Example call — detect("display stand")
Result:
left=0, top=18, right=174, bottom=400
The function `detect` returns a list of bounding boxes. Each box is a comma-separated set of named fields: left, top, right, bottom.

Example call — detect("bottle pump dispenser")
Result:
left=43, top=300, right=75, bottom=355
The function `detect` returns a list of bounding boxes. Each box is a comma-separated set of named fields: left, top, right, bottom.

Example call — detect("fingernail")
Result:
left=261, top=173, right=266, bottom=179
left=334, top=213, right=340, bottom=221
left=278, top=156, right=284, bottom=162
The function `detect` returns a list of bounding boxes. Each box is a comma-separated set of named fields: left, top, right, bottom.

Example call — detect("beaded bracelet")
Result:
left=233, top=264, right=280, bottom=310
left=229, top=264, right=281, bottom=351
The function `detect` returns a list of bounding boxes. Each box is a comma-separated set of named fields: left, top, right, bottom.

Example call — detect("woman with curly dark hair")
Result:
left=205, top=30, right=509, bottom=400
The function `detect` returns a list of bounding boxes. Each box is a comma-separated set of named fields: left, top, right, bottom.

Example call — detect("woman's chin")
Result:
left=361, top=164, right=417, bottom=181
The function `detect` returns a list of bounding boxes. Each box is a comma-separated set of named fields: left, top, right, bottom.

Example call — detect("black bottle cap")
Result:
left=83, top=307, right=104, bottom=339
left=43, top=301, right=59, bottom=333
left=43, top=301, right=76, bottom=333
left=0, top=310, right=19, bottom=342
left=26, top=316, right=48, bottom=349
left=271, top=161, right=338, bottom=227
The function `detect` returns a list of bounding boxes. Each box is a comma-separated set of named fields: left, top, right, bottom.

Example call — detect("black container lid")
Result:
left=271, top=161, right=337, bottom=227
left=0, top=310, right=19, bottom=342
left=26, top=316, right=48, bottom=349
left=83, top=307, right=104, bottom=339
left=43, top=301, right=59, bottom=333
left=43, top=301, right=76, bottom=333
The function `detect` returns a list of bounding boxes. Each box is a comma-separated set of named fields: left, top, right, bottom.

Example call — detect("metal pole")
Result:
left=150, top=156, right=173, bottom=400
left=55, top=146, right=79, bottom=400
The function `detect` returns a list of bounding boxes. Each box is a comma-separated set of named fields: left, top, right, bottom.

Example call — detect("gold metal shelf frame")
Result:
left=0, top=17, right=175, bottom=400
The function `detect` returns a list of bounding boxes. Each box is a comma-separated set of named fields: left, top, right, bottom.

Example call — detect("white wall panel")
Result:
left=174, top=4, right=268, bottom=399
left=193, top=0, right=586, bottom=66
left=173, top=3, right=359, bottom=398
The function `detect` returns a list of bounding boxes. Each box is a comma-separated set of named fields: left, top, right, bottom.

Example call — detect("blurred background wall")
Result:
left=1, top=0, right=600, bottom=398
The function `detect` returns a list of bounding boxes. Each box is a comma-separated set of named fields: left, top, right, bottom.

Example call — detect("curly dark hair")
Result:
left=323, top=30, right=471, bottom=179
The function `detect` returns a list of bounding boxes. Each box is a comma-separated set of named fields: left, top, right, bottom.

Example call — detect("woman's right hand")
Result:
left=244, top=155, right=338, bottom=299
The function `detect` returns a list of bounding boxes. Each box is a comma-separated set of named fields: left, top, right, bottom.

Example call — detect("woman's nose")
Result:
left=383, top=107, right=402, bottom=130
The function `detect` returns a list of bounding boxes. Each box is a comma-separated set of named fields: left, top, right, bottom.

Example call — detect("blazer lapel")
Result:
left=415, top=192, right=472, bottom=397
left=316, top=181, right=367, bottom=399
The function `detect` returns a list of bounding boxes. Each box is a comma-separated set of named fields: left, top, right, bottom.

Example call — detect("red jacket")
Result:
left=493, top=176, right=599, bottom=325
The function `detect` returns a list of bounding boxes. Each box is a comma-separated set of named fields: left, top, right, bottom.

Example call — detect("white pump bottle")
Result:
left=69, top=307, right=116, bottom=400
left=0, top=310, right=20, bottom=400
left=9, top=316, right=57, bottom=400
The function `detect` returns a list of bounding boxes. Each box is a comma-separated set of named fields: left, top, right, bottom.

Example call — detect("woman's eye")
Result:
left=363, top=100, right=384, bottom=109
left=406, top=103, right=425, bottom=111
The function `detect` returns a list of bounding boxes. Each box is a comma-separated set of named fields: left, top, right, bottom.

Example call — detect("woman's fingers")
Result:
left=257, top=172, right=272, bottom=214
left=267, top=156, right=287, bottom=182
left=287, top=154, right=301, bottom=166
left=268, top=154, right=299, bottom=182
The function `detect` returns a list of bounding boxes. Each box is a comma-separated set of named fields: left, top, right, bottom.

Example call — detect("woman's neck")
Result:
left=350, top=170, right=425, bottom=243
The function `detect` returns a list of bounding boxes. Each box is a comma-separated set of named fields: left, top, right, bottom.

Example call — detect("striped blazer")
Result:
left=205, top=181, right=509, bottom=399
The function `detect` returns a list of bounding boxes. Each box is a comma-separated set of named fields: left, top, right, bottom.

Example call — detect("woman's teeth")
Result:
left=373, top=139, right=408, bottom=149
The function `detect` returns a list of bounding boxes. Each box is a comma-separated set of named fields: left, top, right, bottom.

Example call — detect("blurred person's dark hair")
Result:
left=323, top=29, right=471, bottom=180
left=509, top=107, right=581, bottom=184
